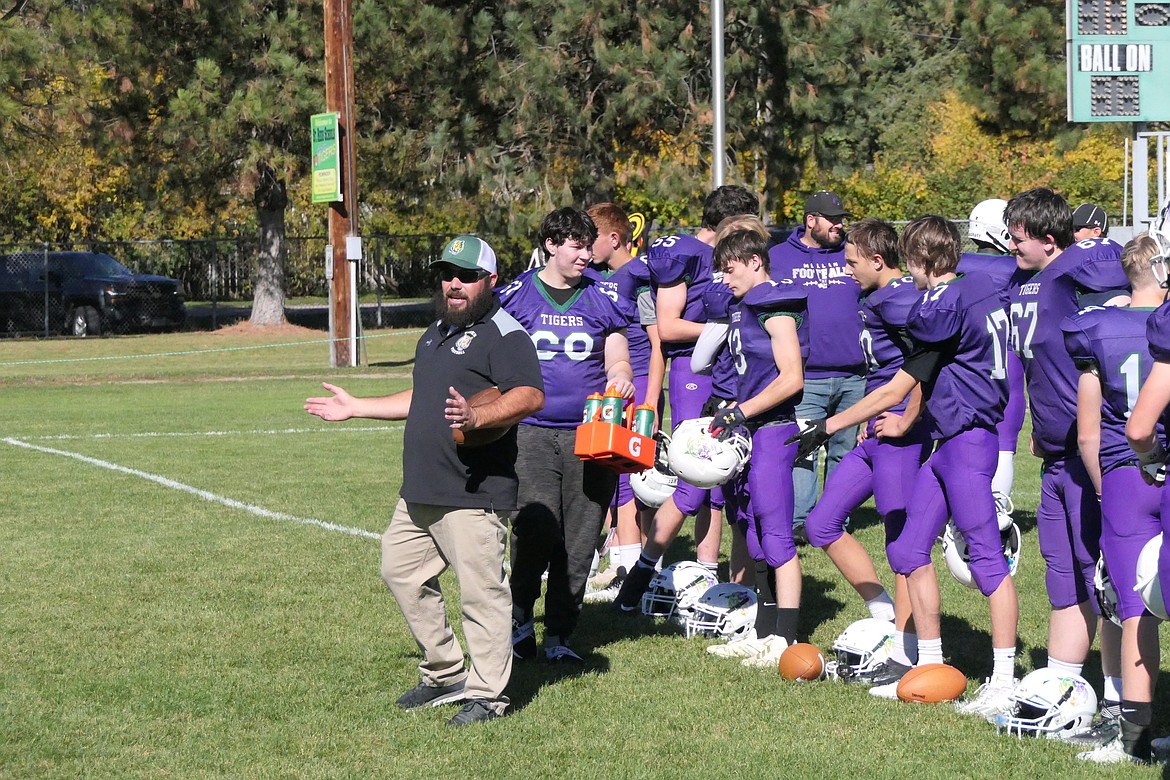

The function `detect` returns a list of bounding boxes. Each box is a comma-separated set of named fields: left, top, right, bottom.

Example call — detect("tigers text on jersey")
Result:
left=646, top=233, right=717, bottom=360
left=727, top=281, right=808, bottom=426
left=1009, top=237, right=1127, bottom=458
left=768, top=227, right=863, bottom=377
left=907, top=273, right=1010, bottom=441
left=1062, top=305, right=1162, bottom=474
left=497, top=268, right=628, bottom=428
left=859, top=275, right=920, bottom=415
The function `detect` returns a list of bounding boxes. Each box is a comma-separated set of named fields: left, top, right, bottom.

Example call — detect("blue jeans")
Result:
left=793, top=374, right=866, bottom=527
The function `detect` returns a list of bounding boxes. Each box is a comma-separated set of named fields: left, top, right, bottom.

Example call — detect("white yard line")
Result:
left=2, top=437, right=381, bottom=541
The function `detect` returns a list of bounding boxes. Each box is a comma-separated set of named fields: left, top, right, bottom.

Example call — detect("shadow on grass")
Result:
left=368, top=358, right=416, bottom=368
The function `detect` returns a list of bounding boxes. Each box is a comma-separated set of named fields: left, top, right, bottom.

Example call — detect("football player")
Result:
left=1063, top=234, right=1164, bottom=764
left=803, top=219, right=932, bottom=682
left=613, top=185, right=760, bottom=612
left=501, top=207, right=634, bottom=663
left=790, top=216, right=1019, bottom=714
left=706, top=227, right=807, bottom=666
left=1004, top=188, right=1128, bottom=691
left=582, top=202, right=665, bottom=602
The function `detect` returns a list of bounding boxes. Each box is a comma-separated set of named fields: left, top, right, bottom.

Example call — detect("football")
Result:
left=896, top=663, right=967, bottom=703
left=452, top=387, right=508, bottom=447
left=778, top=642, right=825, bottom=681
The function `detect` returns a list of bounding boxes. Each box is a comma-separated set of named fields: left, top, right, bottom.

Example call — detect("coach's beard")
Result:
left=435, top=285, right=494, bottom=330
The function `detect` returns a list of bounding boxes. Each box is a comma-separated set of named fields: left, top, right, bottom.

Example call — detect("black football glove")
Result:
left=708, top=405, right=747, bottom=441
left=701, top=394, right=733, bottom=418
left=786, top=418, right=829, bottom=461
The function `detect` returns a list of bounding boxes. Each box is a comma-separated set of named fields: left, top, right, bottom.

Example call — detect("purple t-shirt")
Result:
left=1062, top=305, right=1162, bottom=473
left=1010, top=237, right=1128, bottom=458
left=907, top=273, right=1010, bottom=441
left=497, top=267, right=628, bottom=428
left=702, top=282, right=738, bottom=401
left=859, top=275, right=920, bottom=417
left=767, top=227, right=863, bottom=378
left=728, top=281, right=808, bottom=426
left=647, top=233, right=717, bottom=360
left=606, top=258, right=653, bottom=377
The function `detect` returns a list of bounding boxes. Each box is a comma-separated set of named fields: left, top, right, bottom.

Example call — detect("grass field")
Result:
left=1, top=326, right=1166, bottom=778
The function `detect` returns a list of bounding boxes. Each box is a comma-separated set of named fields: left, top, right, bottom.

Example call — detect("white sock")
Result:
left=1047, top=657, right=1084, bottom=677
left=617, top=544, right=642, bottom=578
left=891, top=630, right=917, bottom=666
left=1104, top=675, right=1123, bottom=703
left=917, top=637, right=943, bottom=666
left=699, top=559, right=719, bottom=579
left=992, top=646, right=1017, bottom=685
left=865, top=592, right=895, bottom=622
left=589, top=549, right=599, bottom=579
left=992, top=452, right=1014, bottom=501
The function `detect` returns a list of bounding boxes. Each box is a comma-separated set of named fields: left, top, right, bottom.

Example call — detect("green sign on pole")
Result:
left=1067, top=0, right=1170, bottom=122
left=311, top=112, right=342, bottom=203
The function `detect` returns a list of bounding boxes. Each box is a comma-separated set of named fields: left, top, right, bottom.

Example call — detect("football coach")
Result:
left=305, top=235, right=544, bottom=725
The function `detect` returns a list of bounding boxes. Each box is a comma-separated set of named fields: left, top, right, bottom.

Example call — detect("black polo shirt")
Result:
left=400, top=295, right=543, bottom=511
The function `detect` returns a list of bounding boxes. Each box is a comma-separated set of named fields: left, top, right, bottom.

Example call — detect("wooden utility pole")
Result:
left=325, top=0, right=359, bottom=367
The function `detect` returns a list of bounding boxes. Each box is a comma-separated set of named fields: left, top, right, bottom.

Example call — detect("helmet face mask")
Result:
left=942, top=522, right=1021, bottom=590
left=1094, top=556, right=1122, bottom=627
left=994, top=669, right=1097, bottom=738
left=666, top=417, right=752, bottom=489
left=825, top=618, right=895, bottom=680
left=640, top=561, right=718, bottom=622
left=683, top=583, right=757, bottom=639
left=630, top=465, right=678, bottom=508
left=1150, top=226, right=1170, bottom=289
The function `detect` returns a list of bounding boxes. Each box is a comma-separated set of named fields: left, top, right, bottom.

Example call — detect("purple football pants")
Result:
left=725, top=423, right=799, bottom=568
left=805, top=426, right=932, bottom=553
left=1036, top=456, right=1101, bottom=610
left=887, top=427, right=1009, bottom=596
left=667, top=358, right=713, bottom=515
left=1100, top=466, right=1161, bottom=620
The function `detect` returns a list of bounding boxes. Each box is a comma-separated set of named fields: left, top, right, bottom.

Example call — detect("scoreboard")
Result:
left=1067, top=0, right=1170, bottom=121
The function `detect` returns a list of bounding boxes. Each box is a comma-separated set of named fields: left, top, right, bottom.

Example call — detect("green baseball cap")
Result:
left=432, top=235, right=498, bottom=275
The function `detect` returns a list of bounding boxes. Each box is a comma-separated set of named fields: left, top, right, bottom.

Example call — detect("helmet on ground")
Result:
left=968, top=198, right=1011, bottom=254
left=1094, top=556, right=1122, bottom=627
left=941, top=522, right=1021, bottom=589
left=630, top=465, right=677, bottom=508
left=826, top=617, right=895, bottom=681
left=667, top=417, right=752, bottom=489
left=683, top=583, right=757, bottom=640
left=994, top=669, right=1097, bottom=738
left=1135, top=533, right=1168, bottom=620
left=641, top=561, right=718, bottom=622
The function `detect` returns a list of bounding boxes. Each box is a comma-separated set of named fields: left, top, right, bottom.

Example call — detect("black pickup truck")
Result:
left=0, top=251, right=186, bottom=337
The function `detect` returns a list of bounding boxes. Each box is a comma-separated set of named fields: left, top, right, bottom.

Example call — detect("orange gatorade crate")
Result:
left=574, top=420, right=655, bottom=474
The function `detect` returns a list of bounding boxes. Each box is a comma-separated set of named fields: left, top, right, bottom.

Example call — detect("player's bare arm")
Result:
left=603, top=329, right=636, bottom=399
left=736, top=315, right=803, bottom=419
left=654, top=280, right=705, bottom=343
left=1075, top=369, right=1104, bottom=496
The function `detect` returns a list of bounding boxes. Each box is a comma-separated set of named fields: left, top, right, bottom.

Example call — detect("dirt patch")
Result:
left=210, top=321, right=322, bottom=338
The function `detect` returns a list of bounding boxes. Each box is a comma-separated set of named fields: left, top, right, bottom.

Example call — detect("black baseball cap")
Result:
left=805, top=191, right=850, bottom=219
left=1072, top=203, right=1108, bottom=230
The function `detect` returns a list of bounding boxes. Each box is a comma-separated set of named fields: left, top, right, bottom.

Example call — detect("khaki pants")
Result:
left=381, top=499, right=511, bottom=712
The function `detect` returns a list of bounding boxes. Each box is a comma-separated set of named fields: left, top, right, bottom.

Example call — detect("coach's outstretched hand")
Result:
left=708, top=405, right=747, bottom=441
left=305, top=382, right=355, bottom=422
left=786, top=418, right=829, bottom=461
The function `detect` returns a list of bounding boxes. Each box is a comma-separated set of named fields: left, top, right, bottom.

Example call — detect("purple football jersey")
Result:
left=1010, top=237, right=1128, bottom=457
left=646, top=233, right=717, bottom=359
left=767, top=227, right=863, bottom=378
left=907, top=273, right=1010, bottom=440
left=859, top=275, right=920, bottom=417
left=728, top=281, right=808, bottom=426
left=702, top=282, right=738, bottom=400
left=607, top=258, right=653, bottom=376
left=497, top=268, right=628, bottom=428
left=958, top=252, right=1032, bottom=292
left=1062, top=305, right=1162, bottom=474
left=1147, top=299, right=1170, bottom=361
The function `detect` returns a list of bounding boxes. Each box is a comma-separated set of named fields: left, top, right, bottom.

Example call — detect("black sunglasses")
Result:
left=437, top=266, right=488, bottom=284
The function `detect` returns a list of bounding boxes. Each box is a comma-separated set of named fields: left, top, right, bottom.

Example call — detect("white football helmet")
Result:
left=1151, top=223, right=1170, bottom=288
left=994, top=669, right=1097, bottom=739
left=968, top=198, right=1011, bottom=254
left=641, top=561, right=718, bottom=622
left=825, top=618, right=895, bottom=681
left=1135, top=533, right=1168, bottom=620
left=941, top=522, right=1021, bottom=589
left=667, top=417, right=752, bottom=489
left=993, top=491, right=1014, bottom=533
left=683, top=583, right=757, bottom=640
left=630, top=465, right=677, bottom=508
left=1094, top=556, right=1122, bottom=627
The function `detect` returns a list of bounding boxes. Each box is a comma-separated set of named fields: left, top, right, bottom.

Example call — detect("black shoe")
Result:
left=1062, top=711, right=1121, bottom=747
left=545, top=642, right=585, bottom=663
left=395, top=679, right=466, bottom=710
left=512, top=616, right=537, bottom=661
left=447, top=699, right=500, bottom=726
left=613, top=564, right=656, bottom=614
left=858, top=659, right=913, bottom=687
